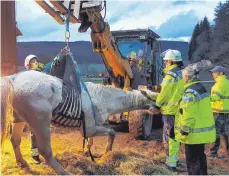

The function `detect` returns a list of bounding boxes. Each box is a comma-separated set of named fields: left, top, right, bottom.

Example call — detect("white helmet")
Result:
left=24, top=54, right=38, bottom=69
left=161, top=49, right=182, bottom=62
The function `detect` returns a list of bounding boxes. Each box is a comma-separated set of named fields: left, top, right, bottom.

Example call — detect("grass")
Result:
left=1, top=131, right=173, bottom=175
left=1, top=129, right=229, bottom=175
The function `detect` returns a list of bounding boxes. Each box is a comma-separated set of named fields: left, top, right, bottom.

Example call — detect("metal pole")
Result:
left=1, top=1, right=17, bottom=76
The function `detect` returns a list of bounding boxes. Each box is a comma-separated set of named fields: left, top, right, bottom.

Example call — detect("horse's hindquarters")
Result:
left=1, top=77, right=14, bottom=145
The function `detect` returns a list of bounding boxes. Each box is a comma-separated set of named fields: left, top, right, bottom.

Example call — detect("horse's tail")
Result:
left=1, top=77, right=14, bottom=146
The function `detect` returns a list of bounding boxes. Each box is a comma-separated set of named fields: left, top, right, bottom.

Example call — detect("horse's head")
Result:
left=87, top=82, right=157, bottom=113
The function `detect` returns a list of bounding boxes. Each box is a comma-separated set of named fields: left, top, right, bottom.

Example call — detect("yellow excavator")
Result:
left=35, top=0, right=133, bottom=90
left=35, top=0, right=163, bottom=139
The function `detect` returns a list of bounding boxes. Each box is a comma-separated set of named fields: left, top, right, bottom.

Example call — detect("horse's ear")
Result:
left=140, top=90, right=149, bottom=98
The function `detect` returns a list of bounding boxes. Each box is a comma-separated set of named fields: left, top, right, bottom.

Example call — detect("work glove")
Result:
left=38, top=62, right=45, bottom=70
left=148, top=106, right=160, bottom=115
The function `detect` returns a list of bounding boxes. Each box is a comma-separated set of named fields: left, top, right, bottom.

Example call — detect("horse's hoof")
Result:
left=105, top=149, right=112, bottom=154
left=17, top=160, right=29, bottom=168
left=96, top=153, right=103, bottom=158
left=83, top=151, right=90, bottom=157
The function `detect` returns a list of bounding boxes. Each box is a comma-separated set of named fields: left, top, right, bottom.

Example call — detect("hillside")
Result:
left=16, top=41, right=102, bottom=65
left=16, top=41, right=189, bottom=65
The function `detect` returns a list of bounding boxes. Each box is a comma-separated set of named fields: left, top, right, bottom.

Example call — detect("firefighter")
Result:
left=128, top=57, right=147, bottom=90
left=11, top=55, right=44, bottom=165
left=24, top=54, right=44, bottom=71
left=15, top=54, right=44, bottom=163
left=209, top=66, right=229, bottom=158
left=137, top=49, right=144, bottom=71
left=25, top=54, right=45, bottom=163
left=175, top=66, right=216, bottom=175
left=129, top=51, right=137, bottom=60
left=13, top=48, right=70, bottom=163
left=138, top=59, right=144, bottom=71
left=129, top=57, right=139, bottom=89
left=149, top=49, right=184, bottom=171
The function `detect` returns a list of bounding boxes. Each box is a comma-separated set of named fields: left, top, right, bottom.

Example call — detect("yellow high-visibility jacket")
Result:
left=211, top=75, right=229, bottom=113
left=155, top=64, right=184, bottom=115
left=175, top=80, right=216, bottom=144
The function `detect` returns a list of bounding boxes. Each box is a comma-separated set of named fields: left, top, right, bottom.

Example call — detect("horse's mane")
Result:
left=85, top=82, right=125, bottom=94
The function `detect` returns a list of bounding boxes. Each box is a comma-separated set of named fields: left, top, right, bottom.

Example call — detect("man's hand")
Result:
left=38, top=62, right=45, bottom=70
left=148, top=106, right=160, bottom=115
left=60, top=46, right=72, bottom=56
left=143, top=110, right=153, bottom=115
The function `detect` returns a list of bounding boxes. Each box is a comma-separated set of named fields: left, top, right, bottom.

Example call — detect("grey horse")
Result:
left=1, top=70, right=157, bottom=175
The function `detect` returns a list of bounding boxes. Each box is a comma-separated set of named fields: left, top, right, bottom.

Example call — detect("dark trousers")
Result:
left=31, top=132, right=39, bottom=157
left=210, top=113, right=229, bottom=154
left=31, top=132, right=38, bottom=149
left=185, top=144, right=207, bottom=175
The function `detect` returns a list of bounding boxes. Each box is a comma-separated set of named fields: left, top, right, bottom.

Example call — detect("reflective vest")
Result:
left=175, top=81, right=216, bottom=144
left=155, top=64, right=184, bottom=115
left=211, top=75, right=229, bottom=113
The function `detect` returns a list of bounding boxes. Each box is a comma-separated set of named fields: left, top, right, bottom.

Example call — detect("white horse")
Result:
left=1, top=70, right=157, bottom=175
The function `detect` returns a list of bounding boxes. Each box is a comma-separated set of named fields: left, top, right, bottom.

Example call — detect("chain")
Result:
left=65, top=8, right=71, bottom=47
left=65, top=31, right=70, bottom=46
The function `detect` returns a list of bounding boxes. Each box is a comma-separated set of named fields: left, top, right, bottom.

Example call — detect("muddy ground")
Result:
left=1, top=125, right=229, bottom=175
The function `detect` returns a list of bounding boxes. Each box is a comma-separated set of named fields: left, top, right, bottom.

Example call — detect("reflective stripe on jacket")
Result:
left=211, top=75, right=229, bottom=113
left=155, top=64, right=184, bottom=115
left=175, top=80, right=216, bottom=144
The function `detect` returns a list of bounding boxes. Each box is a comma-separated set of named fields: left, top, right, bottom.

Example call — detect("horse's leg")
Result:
left=105, top=128, right=116, bottom=152
left=86, top=138, right=93, bottom=152
left=83, top=137, right=94, bottom=156
left=32, top=120, right=70, bottom=175
left=22, top=96, right=71, bottom=175
left=10, top=122, right=28, bottom=167
left=87, top=126, right=116, bottom=153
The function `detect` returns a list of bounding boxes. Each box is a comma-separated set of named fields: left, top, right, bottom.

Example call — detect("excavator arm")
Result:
left=35, top=0, right=133, bottom=89
left=79, top=9, right=133, bottom=89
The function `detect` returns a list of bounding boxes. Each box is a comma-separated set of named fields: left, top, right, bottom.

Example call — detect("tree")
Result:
left=212, top=2, right=228, bottom=47
left=189, top=17, right=211, bottom=62
left=201, top=16, right=211, bottom=42
left=210, top=1, right=229, bottom=68
left=189, top=23, right=200, bottom=61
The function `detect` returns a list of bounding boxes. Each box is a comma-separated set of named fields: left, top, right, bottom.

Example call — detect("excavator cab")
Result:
left=112, top=29, right=163, bottom=89
left=107, top=29, right=164, bottom=140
